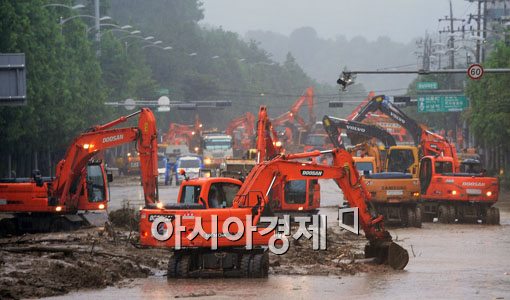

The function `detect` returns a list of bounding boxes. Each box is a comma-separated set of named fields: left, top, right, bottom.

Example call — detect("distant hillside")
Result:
left=246, top=27, right=418, bottom=94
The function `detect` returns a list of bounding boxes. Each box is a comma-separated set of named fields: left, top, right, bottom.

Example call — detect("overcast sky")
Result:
left=201, top=0, right=476, bottom=43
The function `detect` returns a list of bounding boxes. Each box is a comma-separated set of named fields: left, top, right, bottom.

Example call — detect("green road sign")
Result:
left=157, top=88, right=169, bottom=96
left=416, top=81, right=438, bottom=90
left=417, top=95, right=469, bottom=112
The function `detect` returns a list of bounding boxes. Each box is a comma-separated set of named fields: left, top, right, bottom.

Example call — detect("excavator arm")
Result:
left=322, top=116, right=397, bottom=148
left=52, top=108, right=159, bottom=209
left=256, top=106, right=281, bottom=162
left=233, top=148, right=409, bottom=270
left=226, top=112, right=255, bottom=136
left=352, top=95, right=460, bottom=170
left=273, top=87, right=315, bottom=128
left=353, top=95, right=423, bottom=146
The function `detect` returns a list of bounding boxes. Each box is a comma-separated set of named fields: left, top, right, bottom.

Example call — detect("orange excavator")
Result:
left=226, top=112, right=256, bottom=157
left=0, top=109, right=159, bottom=235
left=257, top=106, right=320, bottom=215
left=165, top=115, right=203, bottom=153
left=272, top=87, right=315, bottom=149
left=352, top=95, right=500, bottom=224
left=352, top=95, right=460, bottom=170
left=139, top=147, right=409, bottom=277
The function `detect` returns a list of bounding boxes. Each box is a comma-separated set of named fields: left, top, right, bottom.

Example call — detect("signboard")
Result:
left=418, top=95, right=469, bottom=112
left=416, top=81, right=438, bottom=90
left=467, top=64, right=484, bottom=80
left=0, top=53, right=26, bottom=106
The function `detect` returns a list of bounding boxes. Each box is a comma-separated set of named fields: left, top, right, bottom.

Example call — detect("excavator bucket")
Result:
left=365, top=241, right=409, bottom=270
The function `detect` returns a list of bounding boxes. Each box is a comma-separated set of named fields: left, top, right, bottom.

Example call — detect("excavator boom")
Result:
left=257, top=106, right=281, bottom=162
left=232, top=148, right=408, bottom=269
left=353, top=94, right=460, bottom=170
left=273, top=87, right=315, bottom=127
left=53, top=108, right=159, bottom=208
left=322, top=116, right=397, bottom=148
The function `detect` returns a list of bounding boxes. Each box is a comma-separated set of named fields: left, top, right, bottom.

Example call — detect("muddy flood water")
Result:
left=43, top=180, right=510, bottom=300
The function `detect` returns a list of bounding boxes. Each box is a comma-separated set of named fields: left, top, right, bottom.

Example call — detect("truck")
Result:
left=0, top=109, right=159, bottom=235
left=139, top=147, right=410, bottom=277
left=201, top=133, right=233, bottom=174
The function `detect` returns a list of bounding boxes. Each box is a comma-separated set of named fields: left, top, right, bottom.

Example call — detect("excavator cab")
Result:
left=79, top=161, right=109, bottom=211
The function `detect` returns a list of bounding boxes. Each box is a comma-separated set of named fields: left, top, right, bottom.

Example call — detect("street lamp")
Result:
left=142, top=44, right=173, bottom=50
left=98, top=27, right=139, bottom=37
left=42, top=3, right=85, bottom=9
left=88, top=24, right=132, bottom=33
left=124, top=36, right=160, bottom=54
left=60, top=15, right=111, bottom=25
left=117, top=30, right=142, bottom=40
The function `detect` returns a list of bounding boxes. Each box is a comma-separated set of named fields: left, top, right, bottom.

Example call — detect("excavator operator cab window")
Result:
left=387, top=149, right=414, bottom=174
left=434, top=161, right=453, bottom=174
left=181, top=185, right=201, bottom=205
left=284, top=180, right=307, bottom=204
left=86, top=164, right=106, bottom=202
left=207, top=183, right=241, bottom=208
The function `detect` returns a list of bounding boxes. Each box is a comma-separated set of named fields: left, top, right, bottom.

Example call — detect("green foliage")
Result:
left=0, top=0, right=341, bottom=176
left=0, top=0, right=105, bottom=155
left=466, top=42, right=510, bottom=147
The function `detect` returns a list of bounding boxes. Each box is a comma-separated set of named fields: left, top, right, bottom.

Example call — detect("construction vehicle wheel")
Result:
left=414, top=206, right=422, bottom=228
left=240, top=254, right=252, bottom=277
left=176, top=255, right=191, bottom=278
left=167, top=255, right=179, bottom=278
left=448, top=206, right=456, bottom=223
left=406, top=207, right=416, bottom=227
left=438, top=205, right=450, bottom=224
left=250, top=252, right=269, bottom=278
left=486, top=207, right=500, bottom=225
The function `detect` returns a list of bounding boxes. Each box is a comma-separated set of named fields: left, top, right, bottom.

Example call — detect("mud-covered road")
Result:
left=45, top=179, right=510, bottom=299
left=2, top=178, right=509, bottom=299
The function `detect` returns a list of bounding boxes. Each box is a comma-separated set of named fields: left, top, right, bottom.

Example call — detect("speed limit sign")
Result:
left=467, top=64, right=484, bottom=80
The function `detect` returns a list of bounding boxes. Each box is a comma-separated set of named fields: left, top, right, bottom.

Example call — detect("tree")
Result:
left=466, top=42, right=510, bottom=177
left=0, top=0, right=105, bottom=176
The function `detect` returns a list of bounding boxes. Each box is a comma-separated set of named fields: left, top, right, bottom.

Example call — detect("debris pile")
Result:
left=0, top=226, right=169, bottom=300
left=0, top=210, right=388, bottom=299
left=270, top=226, right=390, bottom=276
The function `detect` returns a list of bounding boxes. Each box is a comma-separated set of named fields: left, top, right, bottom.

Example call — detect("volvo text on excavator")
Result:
left=351, top=94, right=500, bottom=224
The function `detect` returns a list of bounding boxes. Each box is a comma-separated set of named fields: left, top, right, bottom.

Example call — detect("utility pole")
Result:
left=94, top=0, right=101, bottom=56
left=482, top=0, right=487, bottom=62
left=439, top=1, right=465, bottom=68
